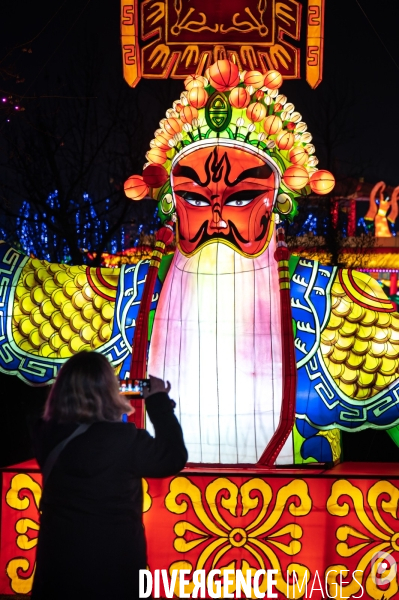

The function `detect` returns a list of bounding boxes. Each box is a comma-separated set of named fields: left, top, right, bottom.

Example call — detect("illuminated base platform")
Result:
left=2, top=461, right=399, bottom=598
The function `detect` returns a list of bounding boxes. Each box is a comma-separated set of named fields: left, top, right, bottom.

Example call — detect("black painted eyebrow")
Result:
left=172, top=164, right=203, bottom=185
left=172, top=159, right=273, bottom=187
left=229, top=164, right=273, bottom=186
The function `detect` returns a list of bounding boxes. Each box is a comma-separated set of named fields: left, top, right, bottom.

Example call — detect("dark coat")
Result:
left=31, top=392, right=187, bottom=600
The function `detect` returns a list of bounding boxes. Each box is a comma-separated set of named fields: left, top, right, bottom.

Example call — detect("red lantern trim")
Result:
left=129, top=225, right=175, bottom=426
left=258, top=226, right=297, bottom=466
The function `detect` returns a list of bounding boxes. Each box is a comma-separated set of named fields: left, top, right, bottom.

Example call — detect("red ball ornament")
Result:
left=263, top=115, right=282, bottom=135
left=142, top=164, right=169, bottom=188
left=124, top=175, right=149, bottom=200
left=282, top=165, right=309, bottom=190
left=309, top=170, right=336, bottom=194
left=246, top=102, right=267, bottom=122
left=244, top=70, right=264, bottom=89
left=289, top=146, right=308, bottom=166
left=163, top=118, right=182, bottom=136
left=273, top=102, right=283, bottom=112
left=255, top=90, right=265, bottom=100
left=276, top=130, right=294, bottom=150
left=180, top=105, right=198, bottom=124
left=146, top=147, right=168, bottom=165
left=264, top=70, right=283, bottom=90
left=208, top=60, right=240, bottom=91
left=188, top=86, right=208, bottom=109
left=286, top=122, right=296, bottom=130
left=229, top=87, right=250, bottom=109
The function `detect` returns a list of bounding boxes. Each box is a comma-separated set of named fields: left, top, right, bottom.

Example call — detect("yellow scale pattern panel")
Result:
left=321, top=277, right=399, bottom=400
left=12, top=259, right=118, bottom=359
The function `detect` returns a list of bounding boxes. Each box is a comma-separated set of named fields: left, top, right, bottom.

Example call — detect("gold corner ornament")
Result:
left=306, top=0, right=324, bottom=89
left=326, top=479, right=399, bottom=599
left=5, top=474, right=42, bottom=594
left=121, top=1, right=140, bottom=88
left=121, top=0, right=325, bottom=89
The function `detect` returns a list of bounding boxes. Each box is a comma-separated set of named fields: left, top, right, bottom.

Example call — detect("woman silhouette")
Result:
left=31, top=351, right=187, bottom=600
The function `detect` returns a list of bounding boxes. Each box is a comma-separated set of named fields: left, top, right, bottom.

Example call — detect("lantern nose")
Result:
left=210, top=207, right=227, bottom=229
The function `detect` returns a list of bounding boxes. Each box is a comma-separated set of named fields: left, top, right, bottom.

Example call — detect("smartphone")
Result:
left=132, top=379, right=151, bottom=395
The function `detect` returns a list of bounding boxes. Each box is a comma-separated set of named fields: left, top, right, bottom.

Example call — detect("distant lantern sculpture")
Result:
left=365, top=180, right=399, bottom=237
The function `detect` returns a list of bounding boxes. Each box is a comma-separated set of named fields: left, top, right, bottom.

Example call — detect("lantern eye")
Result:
left=225, top=190, right=261, bottom=207
left=225, top=199, right=252, bottom=207
left=176, top=190, right=211, bottom=207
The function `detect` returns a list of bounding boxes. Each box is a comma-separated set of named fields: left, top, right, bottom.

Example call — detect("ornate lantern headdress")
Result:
left=124, top=59, right=335, bottom=221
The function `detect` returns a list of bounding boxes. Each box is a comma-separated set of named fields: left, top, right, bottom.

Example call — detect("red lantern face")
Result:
left=171, top=145, right=278, bottom=257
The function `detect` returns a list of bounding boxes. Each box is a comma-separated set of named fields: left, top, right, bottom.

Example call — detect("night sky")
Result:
left=1, top=0, right=399, bottom=184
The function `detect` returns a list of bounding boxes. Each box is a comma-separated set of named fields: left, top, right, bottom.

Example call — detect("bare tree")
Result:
left=0, top=43, right=28, bottom=120
left=0, top=64, right=159, bottom=264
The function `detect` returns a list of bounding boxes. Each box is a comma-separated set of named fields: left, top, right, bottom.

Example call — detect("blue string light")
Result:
left=2, top=191, right=163, bottom=262
left=12, top=191, right=127, bottom=263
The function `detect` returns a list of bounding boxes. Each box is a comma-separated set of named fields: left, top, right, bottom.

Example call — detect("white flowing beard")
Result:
left=147, top=235, right=293, bottom=465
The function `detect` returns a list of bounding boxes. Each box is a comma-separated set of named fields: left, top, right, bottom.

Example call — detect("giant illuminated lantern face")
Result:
left=171, top=142, right=279, bottom=257
left=124, top=60, right=335, bottom=228
left=122, top=60, right=336, bottom=465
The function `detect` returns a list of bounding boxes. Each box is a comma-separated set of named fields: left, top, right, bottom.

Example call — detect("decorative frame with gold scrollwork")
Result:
left=121, top=0, right=324, bottom=89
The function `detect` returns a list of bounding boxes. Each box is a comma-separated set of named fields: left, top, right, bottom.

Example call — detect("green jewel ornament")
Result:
left=205, top=92, right=232, bottom=133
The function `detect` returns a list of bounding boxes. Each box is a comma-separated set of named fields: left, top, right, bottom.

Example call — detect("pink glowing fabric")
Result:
left=148, top=234, right=291, bottom=464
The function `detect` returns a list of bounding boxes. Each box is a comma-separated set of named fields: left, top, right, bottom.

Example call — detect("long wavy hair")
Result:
left=44, top=351, right=131, bottom=423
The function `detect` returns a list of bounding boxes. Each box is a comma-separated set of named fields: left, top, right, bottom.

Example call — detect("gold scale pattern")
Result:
left=321, top=278, right=399, bottom=400
left=317, top=429, right=341, bottom=462
left=12, top=259, right=118, bottom=359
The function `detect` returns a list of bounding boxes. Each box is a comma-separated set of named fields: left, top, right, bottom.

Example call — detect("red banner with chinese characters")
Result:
left=2, top=461, right=399, bottom=598
left=121, top=0, right=325, bottom=89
